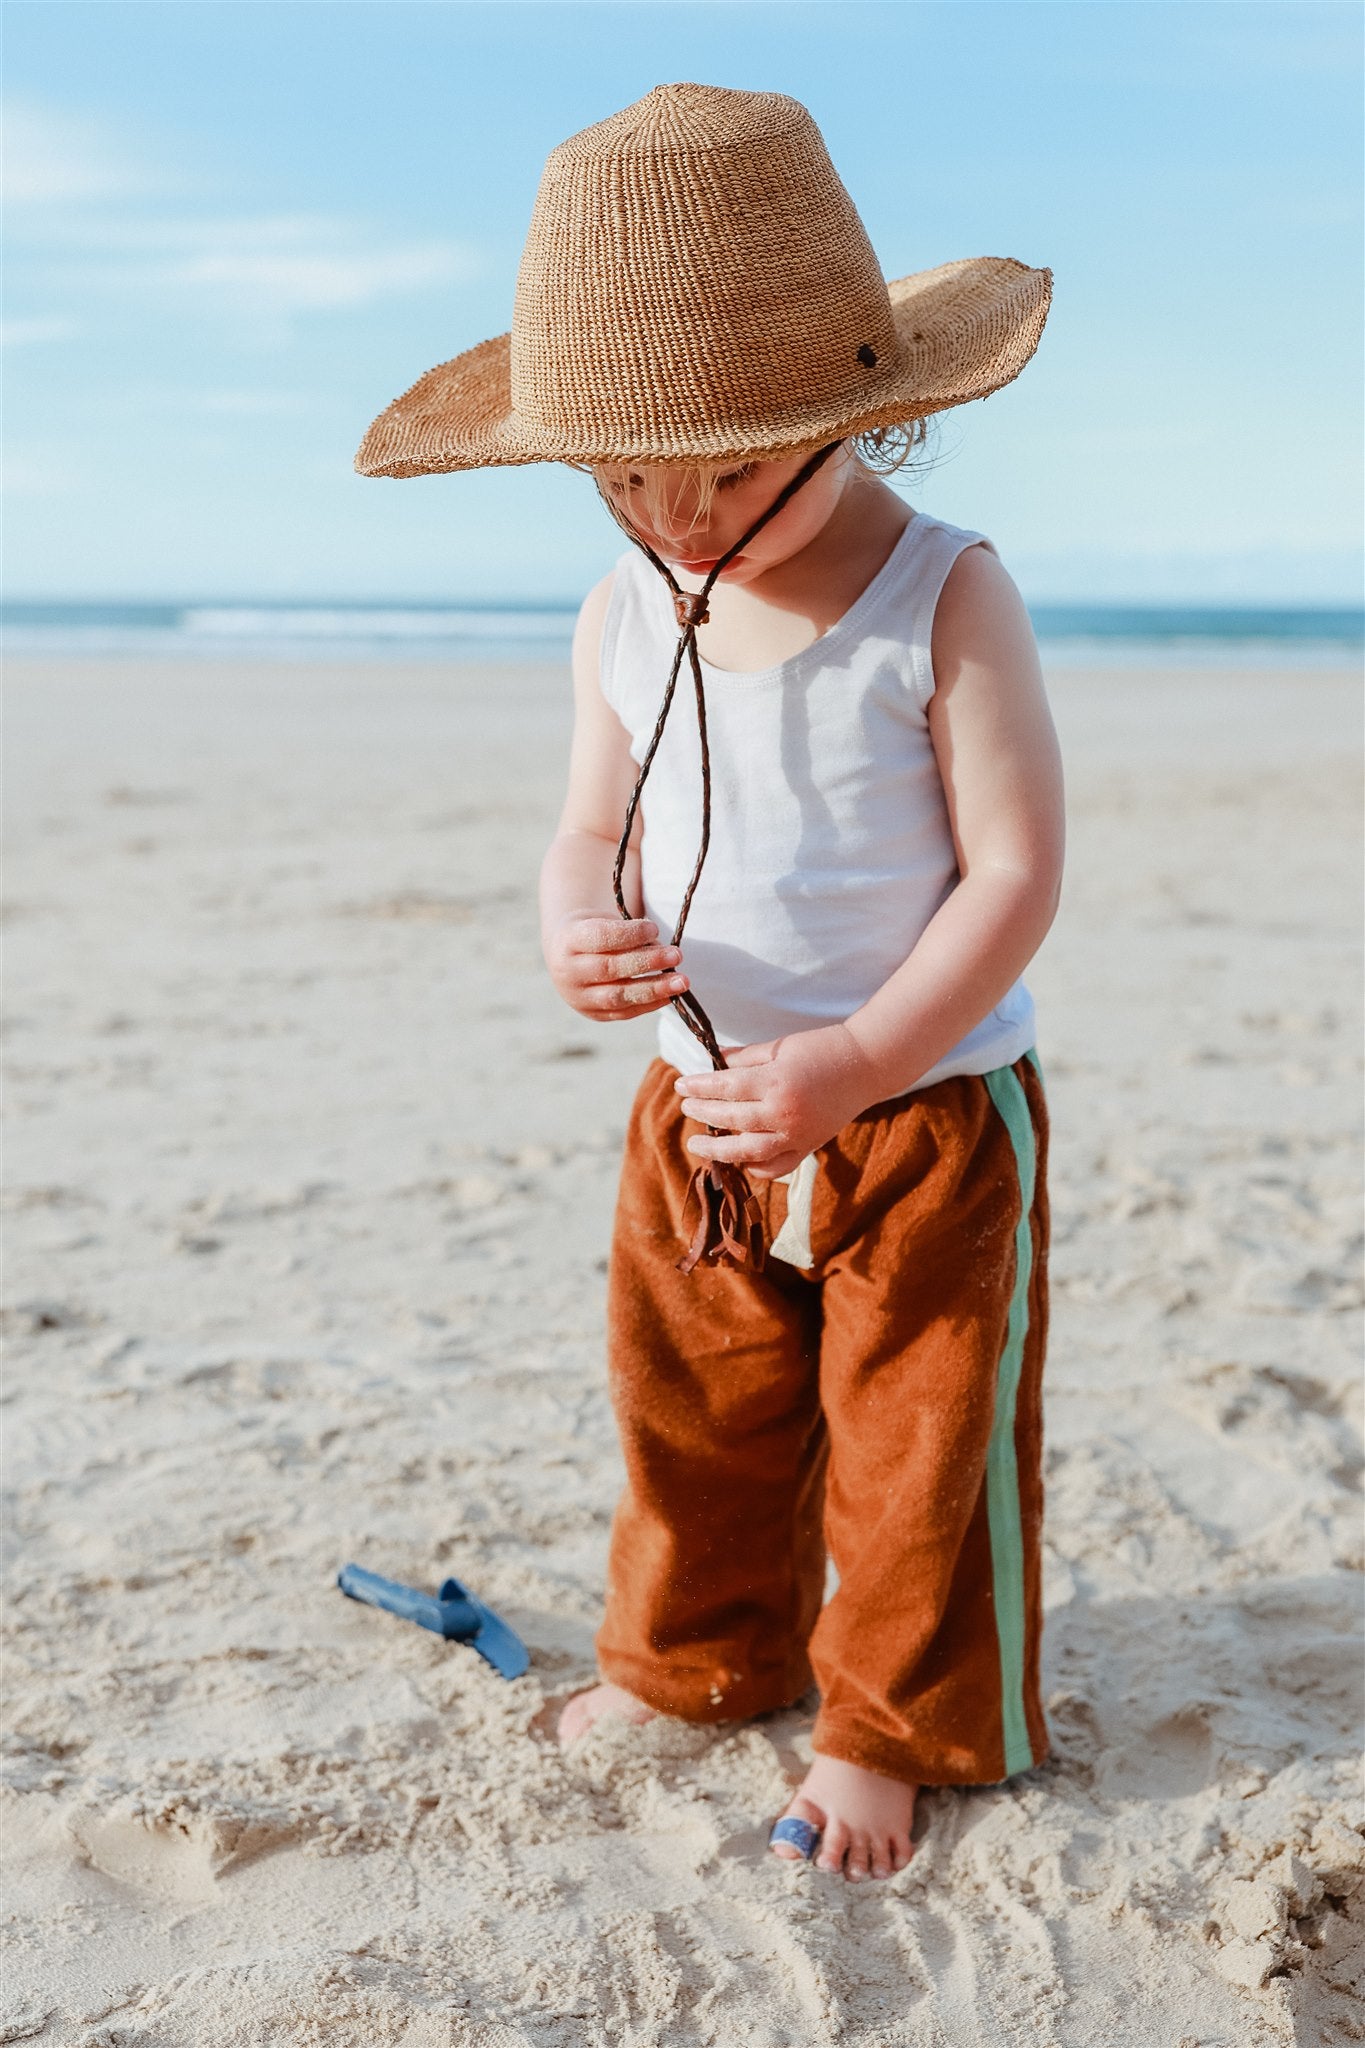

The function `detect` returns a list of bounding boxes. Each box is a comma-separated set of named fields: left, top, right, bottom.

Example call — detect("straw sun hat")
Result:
left=354, top=81, right=1051, bottom=477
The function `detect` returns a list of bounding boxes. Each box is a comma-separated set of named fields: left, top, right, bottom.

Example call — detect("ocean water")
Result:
left=2, top=599, right=1361, bottom=667
left=0, top=601, right=580, bottom=665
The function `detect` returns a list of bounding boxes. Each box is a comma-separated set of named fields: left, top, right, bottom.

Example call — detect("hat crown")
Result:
left=509, top=83, right=899, bottom=460
left=556, top=81, right=808, bottom=159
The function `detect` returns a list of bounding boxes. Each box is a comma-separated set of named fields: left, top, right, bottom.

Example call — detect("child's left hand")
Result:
left=674, top=1023, right=882, bottom=1180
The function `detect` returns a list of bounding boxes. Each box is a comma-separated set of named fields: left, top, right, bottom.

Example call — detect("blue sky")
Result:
left=4, top=1, right=1361, bottom=603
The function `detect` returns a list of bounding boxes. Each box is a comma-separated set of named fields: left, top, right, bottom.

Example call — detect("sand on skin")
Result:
left=2, top=653, right=1362, bottom=2047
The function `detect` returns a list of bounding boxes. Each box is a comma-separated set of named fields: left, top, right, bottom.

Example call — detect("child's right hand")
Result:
left=544, top=914, right=688, bottom=1021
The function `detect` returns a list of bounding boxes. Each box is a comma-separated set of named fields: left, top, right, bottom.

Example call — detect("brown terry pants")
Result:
left=595, top=1050, right=1050, bottom=1788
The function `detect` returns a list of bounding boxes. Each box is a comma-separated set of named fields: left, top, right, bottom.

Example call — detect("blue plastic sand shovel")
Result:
left=337, top=1563, right=530, bottom=1679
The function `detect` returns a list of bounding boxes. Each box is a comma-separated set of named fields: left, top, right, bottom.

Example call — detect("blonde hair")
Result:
left=853, top=414, right=937, bottom=478
left=585, top=416, right=938, bottom=544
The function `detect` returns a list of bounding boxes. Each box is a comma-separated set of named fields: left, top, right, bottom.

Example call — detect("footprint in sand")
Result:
left=1095, top=1706, right=1214, bottom=1801
left=65, top=1807, right=295, bottom=1905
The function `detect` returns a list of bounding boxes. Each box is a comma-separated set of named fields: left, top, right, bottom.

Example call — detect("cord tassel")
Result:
left=676, top=1158, right=767, bottom=1276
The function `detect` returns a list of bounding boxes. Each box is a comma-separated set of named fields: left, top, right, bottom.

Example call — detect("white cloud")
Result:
left=0, top=315, right=81, bottom=347
left=166, top=221, right=477, bottom=312
left=2, top=99, right=155, bottom=205
left=15, top=206, right=480, bottom=318
left=1, top=451, right=84, bottom=499
left=5, top=102, right=480, bottom=324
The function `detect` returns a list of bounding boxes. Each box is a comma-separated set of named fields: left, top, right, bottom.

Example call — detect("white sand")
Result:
left=3, top=652, right=1361, bottom=2047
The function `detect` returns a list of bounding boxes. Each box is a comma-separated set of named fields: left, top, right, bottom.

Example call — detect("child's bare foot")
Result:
left=557, top=1681, right=656, bottom=1745
left=770, top=1754, right=917, bottom=1880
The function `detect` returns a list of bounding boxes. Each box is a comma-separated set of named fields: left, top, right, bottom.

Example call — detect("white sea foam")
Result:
left=179, top=605, right=576, bottom=640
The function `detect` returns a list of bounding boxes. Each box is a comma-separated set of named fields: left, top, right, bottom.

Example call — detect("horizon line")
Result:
left=4, top=595, right=1363, bottom=616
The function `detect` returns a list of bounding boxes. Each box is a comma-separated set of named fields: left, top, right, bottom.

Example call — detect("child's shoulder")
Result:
left=570, top=570, right=617, bottom=709
left=572, top=549, right=653, bottom=639
left=929, top=530, right=1040, bottom=701
left=859, top=504, right=1011, bottom=657
left=574, top=566, right=616, bottom=637
left=901, top=506, right=1001, bottom=574
left=570, top=562, right=661, bottom=728
left=935, top=528, right=1014, bottom=615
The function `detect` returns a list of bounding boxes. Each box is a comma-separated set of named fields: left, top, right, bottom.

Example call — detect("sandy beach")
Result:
left=3, top=649, right=1361, bottom=2047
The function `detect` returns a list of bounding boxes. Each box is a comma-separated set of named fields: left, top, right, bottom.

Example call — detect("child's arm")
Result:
left=539, top=574, right=691, bottom=1021
left=674, top=544, right=1065, bottom=1175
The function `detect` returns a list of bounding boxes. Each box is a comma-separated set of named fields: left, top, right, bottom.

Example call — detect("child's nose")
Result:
left=652, top=518, right=706, bottom=556
left=661, top=530, right=723, bottom=567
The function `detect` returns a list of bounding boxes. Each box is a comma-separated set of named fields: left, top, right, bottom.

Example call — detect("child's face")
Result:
left=595, top=446, right=853, bottom=588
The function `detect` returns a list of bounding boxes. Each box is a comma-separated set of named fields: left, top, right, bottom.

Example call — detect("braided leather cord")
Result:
left=597, top=442, right=842, bottom=1273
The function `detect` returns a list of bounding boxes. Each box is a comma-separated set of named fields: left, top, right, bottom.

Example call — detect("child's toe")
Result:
left=844, top=1830, right=873, bottom=1882
left=768, top=1794, right=824, bottom=1861
left=556, top=1695, right=587, bottom=1744
left=555, top=1682, right=653, bottom=1747
left=815, top=1819, right=851, bottom=1874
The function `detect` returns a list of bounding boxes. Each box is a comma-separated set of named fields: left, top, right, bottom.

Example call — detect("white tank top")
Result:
left=598, top=508, right=1036, bottom=1091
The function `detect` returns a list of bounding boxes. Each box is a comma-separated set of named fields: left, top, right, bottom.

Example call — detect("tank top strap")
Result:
left=864, top=511, right=996, bottom=711
left=599, top=548, right=678, bottom=748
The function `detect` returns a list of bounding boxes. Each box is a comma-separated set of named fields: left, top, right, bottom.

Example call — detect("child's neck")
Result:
left=694, top=474, right=912, bottom=675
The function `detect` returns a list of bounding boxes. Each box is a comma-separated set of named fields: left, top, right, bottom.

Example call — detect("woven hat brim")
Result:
left=353, top=256, right=1051, bottom=478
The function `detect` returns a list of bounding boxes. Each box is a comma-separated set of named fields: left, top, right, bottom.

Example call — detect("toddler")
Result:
left=357, top=81, right=1063, bottom=1884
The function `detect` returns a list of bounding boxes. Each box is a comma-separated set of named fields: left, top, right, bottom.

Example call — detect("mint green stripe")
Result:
left=982, top=1060, right=1039, bottom=1777
left=1024, top=1045, right=1044, bottom=1088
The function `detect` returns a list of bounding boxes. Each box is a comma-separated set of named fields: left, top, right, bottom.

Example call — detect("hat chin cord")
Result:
left=596, top=439, right=844, bottom=1275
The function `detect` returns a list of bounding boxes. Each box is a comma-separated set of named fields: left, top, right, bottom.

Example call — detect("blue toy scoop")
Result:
left=337, top=1563, right=529, bottom=1679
